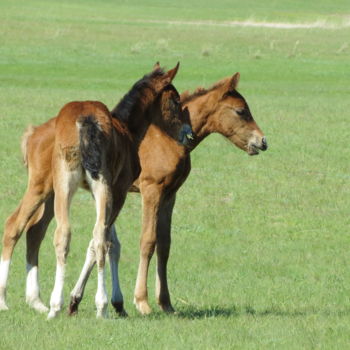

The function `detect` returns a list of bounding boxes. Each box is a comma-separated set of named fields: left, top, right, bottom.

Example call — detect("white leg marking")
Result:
left=0, top=259, right=10, bottom=310
left=70, top=239, right=95, bottom=300
left=48, top=264, right=65, bottom=319
left=89, top=176, right=110, bottom=319
left=26, top=264, right=48, bottom=313
left=95, top=266, right=108, bottom=318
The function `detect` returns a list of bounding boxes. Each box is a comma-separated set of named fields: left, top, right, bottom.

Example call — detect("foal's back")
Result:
left=53, top=100, right=117, bottom=175
left=55, top=101, right=112, bottom=142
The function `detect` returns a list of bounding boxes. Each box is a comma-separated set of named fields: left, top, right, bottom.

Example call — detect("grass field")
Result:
left=1, top=0, right=350, bottom=348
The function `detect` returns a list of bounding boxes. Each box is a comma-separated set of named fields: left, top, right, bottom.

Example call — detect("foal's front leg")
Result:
left=134, top=182, right=163, bottom=315
left=155, top=194, right=176, bottom=313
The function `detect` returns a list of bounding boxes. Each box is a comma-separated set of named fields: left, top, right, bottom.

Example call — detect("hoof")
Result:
left=118, top=309, right=128, bottom=318
left=159, top=303, right=175, bottom=314
left=68, top=297, right=81, bottom=316
left=68, top=304, right=78, bottom=316
left=47, top=308, right=60, bottom=319
left=134, top=299, right=152, bottom=315
left=112, top=301, right=128, bottom=318
left=27, top=299, right=49, bottom=313
left=0, top=302, right=9, bottom=311
left=96, top=308, right=108, bottom=319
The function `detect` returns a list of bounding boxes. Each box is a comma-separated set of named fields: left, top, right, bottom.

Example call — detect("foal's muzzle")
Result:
left=178, top=124, right=194, bottom=146
left=261, top=136, right=268, bottom=151
left=248, top=136, right=268, bottom=155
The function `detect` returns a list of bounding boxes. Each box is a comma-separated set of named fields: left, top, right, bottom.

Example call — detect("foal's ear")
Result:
left=226, top=72, right=240, bottom=91
left=153, top=61, right=161, bottom=71
left=163, top=62, right=180, bottom=84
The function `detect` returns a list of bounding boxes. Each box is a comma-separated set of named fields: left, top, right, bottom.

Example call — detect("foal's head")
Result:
left=147, top=63, right=193, bottom=146
left=112, top=63, right=192, bottom=146
left=183, top=73, right=267, bottom=155
left=212, top=73, right=267, bottom=155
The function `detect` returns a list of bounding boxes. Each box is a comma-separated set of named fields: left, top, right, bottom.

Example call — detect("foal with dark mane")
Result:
left=70, top=72, right=268, bottom=315
left=0, top=64, right=192, bottom=318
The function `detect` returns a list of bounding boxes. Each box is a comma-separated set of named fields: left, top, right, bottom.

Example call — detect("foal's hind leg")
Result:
left=89, top=176, right=114, bottom=319
left=25, top=195, right=54, bottom=313
left=69, top=238, right=96, bottom=315
left=155, top=194, right=176, bottom=313
left=108, top=226, right=127, bottom=317
left=68, top=226, right=127, bottom=317
left=48, top=167, right=80, bottom=319
left=0, top=183, right=48, bottom=310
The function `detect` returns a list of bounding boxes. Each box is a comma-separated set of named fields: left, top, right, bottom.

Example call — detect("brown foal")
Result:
left=134, top=72, right=268, bottom=314
left=0, top=64, right=192, bottom=318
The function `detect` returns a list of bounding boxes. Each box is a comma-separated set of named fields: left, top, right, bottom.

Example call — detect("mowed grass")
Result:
left=1, top=0, right=350, bottom=349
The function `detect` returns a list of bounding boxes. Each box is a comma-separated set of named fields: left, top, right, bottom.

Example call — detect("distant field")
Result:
left=1, top=0, right=350, bottom=349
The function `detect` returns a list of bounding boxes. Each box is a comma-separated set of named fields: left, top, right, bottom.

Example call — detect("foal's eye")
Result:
left=235, top=108, right=253, bottom=121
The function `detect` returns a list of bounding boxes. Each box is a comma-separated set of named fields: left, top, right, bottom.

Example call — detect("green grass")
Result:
left=1, top=0, right=350, bottom=349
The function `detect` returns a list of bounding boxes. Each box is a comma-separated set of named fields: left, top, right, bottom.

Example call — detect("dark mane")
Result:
left=111, top=68, right=165, bottom=125
left=181, top=79, right=226, bottom=104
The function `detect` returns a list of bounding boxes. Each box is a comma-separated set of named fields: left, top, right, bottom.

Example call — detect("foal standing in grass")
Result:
left=132, top=72, right=268, bottom=314
left=0, top=64, right=192, bottom=318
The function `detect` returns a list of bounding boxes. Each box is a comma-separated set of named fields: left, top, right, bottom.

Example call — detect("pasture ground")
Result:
left=0, top=0, right=350, bottom=348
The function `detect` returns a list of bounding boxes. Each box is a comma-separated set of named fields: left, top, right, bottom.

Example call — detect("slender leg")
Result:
left=134, top=182, right=162, bottom=315
left=25, top=195, right=54, bottom=313
left=0, top=259, right=10, bottom=310
left=155, top=195, right=176, bottom=313
left=48, top=167, right=79, bottom=319
left=68, top=238, right=96, bottom=315
left=109, top=226, right=127, bottom=317
left=90, top=177, right=113, bottom=319
left=0, top=184, right=48, bottom=310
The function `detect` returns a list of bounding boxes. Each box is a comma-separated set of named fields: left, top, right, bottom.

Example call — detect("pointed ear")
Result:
left=153, top=61, right=161, bottom=71
left=227, top=72, right=240, bottom=91
left=163, top=62, right=180, bottom=84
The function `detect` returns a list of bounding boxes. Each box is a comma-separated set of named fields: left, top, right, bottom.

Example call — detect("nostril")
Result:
left=261, top=136, right=268, bottom=150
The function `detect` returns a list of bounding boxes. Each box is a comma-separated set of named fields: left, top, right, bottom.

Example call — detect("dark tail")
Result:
left=77, top=115, right=106, bottom=180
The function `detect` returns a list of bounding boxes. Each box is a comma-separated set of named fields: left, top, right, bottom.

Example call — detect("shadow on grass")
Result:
left=176, top=305, right=239, bottom=319
left=175, top=304, right=350, bottom=320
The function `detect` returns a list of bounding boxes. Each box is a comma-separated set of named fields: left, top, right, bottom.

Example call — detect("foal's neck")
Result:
left=183, top=93, right=217, bottom=151
left=112, top=87, right=156, bottom=146
left=128, top=110, right=152, bottom=147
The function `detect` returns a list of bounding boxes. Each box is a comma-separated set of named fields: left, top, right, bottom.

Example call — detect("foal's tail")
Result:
left=77, top=115, right=106, bottom=180
left=21, top=125, right=36, bottom=168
